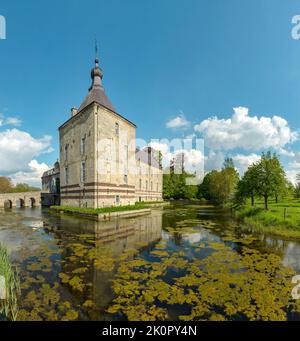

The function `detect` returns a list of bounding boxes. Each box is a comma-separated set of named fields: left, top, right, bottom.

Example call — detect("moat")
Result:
left=1, top=202, right=300, bottom=321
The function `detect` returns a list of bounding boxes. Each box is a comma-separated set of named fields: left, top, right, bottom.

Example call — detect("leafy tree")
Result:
left=294, top=174, right=300, bottom=198
left=209, top=167, right=239, bottom=205
left=163, top=172, right=198, bottom=200
left=13, top=183, right=40, bottom=193
left=255, top=152, right=286, bottom=210
left=0, top=177, right=13, bottom=193
left=236, top=164, right=259, bottom=207
left=295, top=184, right=300, bottom=198
left=0, top=177, right=40, bottom=193
left=197, top=171, right=217, bottom=200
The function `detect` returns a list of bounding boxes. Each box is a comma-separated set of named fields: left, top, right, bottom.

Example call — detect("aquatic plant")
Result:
left=0, top=244, right=20, bottom=321
left=107, top=241, right=300, bottom=321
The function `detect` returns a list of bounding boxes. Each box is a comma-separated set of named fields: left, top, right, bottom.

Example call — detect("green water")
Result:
left=1, top=202, right=300, bottom=321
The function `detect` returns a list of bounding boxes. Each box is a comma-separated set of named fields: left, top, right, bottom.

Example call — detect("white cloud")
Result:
left=286, top=170, right=298, bottom=186
left=5, top=117, right=22, bottom=127
left=148, top=141, right=170, bottom=155
left=166, top=114, right=190, bottom=129
left=232, top=153, right=261, bottom=175
left=204, top=150, right=225, bottom=172
left=203, top=151, right=261, bottom=176
left=10, top=160, right=50, bottom=187
left=0, top=128, right=52, bottom=185
left=178, top=149, right=204, bottom=173
left=194, top=107, right=298, bottom=151
left=0, top=113, right=22, bottom=127
left=286, top=157, right=300, bottom=185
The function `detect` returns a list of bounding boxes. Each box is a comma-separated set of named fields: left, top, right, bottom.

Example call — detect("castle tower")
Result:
left=59, top=53, right=137, bottom=208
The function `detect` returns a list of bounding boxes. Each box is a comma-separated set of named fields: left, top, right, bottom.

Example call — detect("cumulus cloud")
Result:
left=194, top=107, right=298, bottom=151
left=0, top=129, right=52, bottom=174
left=10, top=160, right=50, bottom=187
left=204, top=150, right=225, bottom=172
left=286, top=170, right=298, bottom=186
left=0, top=128, right=52, bottom=185
left=232, top=153, right=261, bottom=175
left=166, top=114, right=190, bottom=129
left=203, top=151, right=261, bottom=176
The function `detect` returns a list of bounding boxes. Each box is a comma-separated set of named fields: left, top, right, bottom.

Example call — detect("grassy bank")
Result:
left=0, top=245, right=20, bottom=321
left=50, top=203, right=149, bottom=215
left=236, top=197, right=300, bottom=239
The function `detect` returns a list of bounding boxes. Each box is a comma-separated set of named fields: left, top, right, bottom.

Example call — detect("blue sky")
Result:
left=1, top=0, right=300, bottom=185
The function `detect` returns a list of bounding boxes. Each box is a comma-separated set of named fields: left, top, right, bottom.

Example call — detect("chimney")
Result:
left=71, top=107, right=78, bottom=117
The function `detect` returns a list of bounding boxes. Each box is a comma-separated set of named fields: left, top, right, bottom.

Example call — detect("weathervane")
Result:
left=95, top=38, right=99, bottom=62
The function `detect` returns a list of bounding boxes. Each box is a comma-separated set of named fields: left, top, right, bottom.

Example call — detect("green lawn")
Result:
left=50, top=203, right=149, bottom=215
left=236, top=197, right=300, bottom=238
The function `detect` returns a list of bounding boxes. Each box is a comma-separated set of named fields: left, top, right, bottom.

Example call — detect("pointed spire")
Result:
left=89, top=40, right=103, bottom=91
left=78, top=43, right=116, bottom=113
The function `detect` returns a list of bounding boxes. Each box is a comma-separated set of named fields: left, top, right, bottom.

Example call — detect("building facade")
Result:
left=41, top=161, right=61, bottom=206
left=57, top=56, right=163, bottom=208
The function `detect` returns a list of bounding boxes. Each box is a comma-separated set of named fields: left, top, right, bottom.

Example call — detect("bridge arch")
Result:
left=16, top=198, right=25, bottom=208
left=0, top=192, right=41, bottom=208
left=29, top=197, right=36, bottom=208
left=4, top=200, right=12, bottom=209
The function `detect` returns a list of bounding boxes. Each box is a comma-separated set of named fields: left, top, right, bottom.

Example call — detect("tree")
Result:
left=197, top=171, right=217, bottom=200
left=0, top=177, right=13, bottom=193
left=294, top=174, right=300, bottom=198
left=163, top=172, right=198, bottom=200
left=255, top=152, right=286, bottom=210
left=236, top=164, right=259, bottom=207
left=210, top=167, right=239, bottom=205
left=12, top=183, right=40, bottom=193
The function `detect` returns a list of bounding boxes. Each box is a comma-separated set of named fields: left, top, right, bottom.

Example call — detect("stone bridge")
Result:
left=0, top=192, right=41, bottom=209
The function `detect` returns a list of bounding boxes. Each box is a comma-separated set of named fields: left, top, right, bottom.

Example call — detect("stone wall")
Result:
left=59, top=103, right=163, bottom=208
left=135, top=161, right=163, bottom=202
left=0, top=192, right=41, bottom=208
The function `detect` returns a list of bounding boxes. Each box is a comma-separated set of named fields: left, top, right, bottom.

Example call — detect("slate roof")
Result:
left=59, top=57, right=136, bottom=129
left=78, top=78, right=116, bottom=113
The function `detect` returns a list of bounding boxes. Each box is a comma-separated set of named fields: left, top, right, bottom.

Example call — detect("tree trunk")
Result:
left=251, top=193, right=254, bottom=207
left=264, top=195, right=268, bottom=210
left=275, top=195, right=278, bottom=204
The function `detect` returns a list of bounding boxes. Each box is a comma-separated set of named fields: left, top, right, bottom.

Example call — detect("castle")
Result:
left=42, top=54, right=163, bottom=208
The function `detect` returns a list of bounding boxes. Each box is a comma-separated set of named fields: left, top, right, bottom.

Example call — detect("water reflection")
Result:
left=1, top=204, right=300, bottom=320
